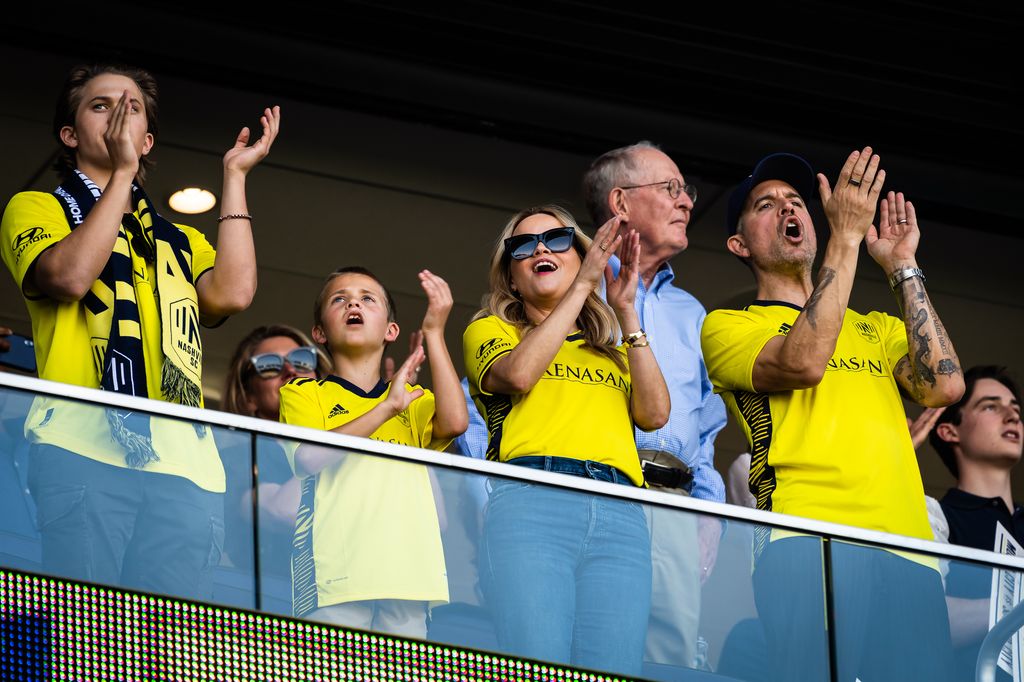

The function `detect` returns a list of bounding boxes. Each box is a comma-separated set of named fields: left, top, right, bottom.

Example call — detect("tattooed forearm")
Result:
left=804, top=267, right=836, bottom=330
left=895, top=274, right=963, bottom=402
left=910, top=307, right=936, bottom=388
left=894, top=357, right=924, bottom=402
left=928, top=297, right=951, bottom=356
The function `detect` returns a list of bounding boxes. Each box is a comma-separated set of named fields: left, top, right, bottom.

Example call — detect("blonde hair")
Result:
left=474, top=204, right=626, bottom=372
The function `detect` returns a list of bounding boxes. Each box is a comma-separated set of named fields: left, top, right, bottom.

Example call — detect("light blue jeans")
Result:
left=480, top=457, right=652, bottom=677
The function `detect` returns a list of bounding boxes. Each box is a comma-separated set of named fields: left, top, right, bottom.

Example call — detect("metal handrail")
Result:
left=977, top=599, right=1024, bottom=682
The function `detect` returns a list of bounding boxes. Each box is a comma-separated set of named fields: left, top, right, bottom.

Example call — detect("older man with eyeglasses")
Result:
left=582, top=140, right=727, bottom=673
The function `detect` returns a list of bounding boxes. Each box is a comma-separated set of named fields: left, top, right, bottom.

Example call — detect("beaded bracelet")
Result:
left=218, top=213, right=253, bottom=223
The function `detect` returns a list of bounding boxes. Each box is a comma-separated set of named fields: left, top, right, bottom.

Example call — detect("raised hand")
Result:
left=419, top=270, right=453, bottom=335
left=223, top=106, right=281, bottom=175
left=907, top=406, right=946, bottom=451
left=384, top=345, right=426, bottom=414
left=868, top=191, right=921, bottom=272
left=816, top=146, right=886, bottom=245
left=576, top=215, right=623, bottom=289
left=105, top=90, right=143, bottom=176
left=605, top=228, right=641, bottom=317
left=383, top=329, right=424, bottom=382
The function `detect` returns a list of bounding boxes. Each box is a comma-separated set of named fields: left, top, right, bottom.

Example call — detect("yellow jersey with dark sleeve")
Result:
left=462, top=314, right=644, bottom=487
left=279, top=375, right=450, bottom=617
left=701, top=301, right=933, bottom=544
left=0, top=191, right=222, bottom=492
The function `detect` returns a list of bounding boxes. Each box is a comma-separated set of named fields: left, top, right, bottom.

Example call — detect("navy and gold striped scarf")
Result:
left=53, top=169, right=204, bottom=467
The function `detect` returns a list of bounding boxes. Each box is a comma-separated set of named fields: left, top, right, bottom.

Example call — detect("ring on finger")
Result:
left=897, top=218, right=908, bottom=225
left=848, top=179, right=862, bottom=187
left=600, top=241, right=609, bottom=251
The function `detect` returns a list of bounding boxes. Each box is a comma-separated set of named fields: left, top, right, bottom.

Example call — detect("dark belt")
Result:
left=639, top=450, right=693, bottom=490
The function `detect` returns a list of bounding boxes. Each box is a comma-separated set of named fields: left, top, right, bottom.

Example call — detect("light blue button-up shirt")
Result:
left=613, top=258, right=727, bottom=502
left=454, top=258, right=727, bottom=502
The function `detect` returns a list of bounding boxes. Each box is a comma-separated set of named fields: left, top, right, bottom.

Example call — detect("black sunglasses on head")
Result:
left=248, top=346, right=319, bottom=379
left=503, top=226, right=576, bottom=261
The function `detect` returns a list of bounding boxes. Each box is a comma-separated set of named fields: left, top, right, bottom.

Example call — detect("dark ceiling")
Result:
left=3, top=2, right=1020, bottom=228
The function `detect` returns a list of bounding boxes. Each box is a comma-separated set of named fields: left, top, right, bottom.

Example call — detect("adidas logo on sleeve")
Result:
left=328, top=404, right=349, bottom=419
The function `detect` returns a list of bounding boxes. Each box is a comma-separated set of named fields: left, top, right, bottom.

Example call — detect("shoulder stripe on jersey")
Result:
left=290, top=377, right=315, bottom=386
left=291, top=474, right=319, bottom=618
left=735, top=389, right=776, bottom=560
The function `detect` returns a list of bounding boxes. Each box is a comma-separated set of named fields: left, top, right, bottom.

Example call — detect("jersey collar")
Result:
left=324, top=375, right=388, bottom=398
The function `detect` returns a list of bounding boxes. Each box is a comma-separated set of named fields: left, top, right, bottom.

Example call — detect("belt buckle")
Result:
left=641, top=459, right=692, bottom=489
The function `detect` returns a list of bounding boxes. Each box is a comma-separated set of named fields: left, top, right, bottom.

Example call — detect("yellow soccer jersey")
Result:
left=463, top=315, right=644, bottom=487
left=279, top=376, right=450, bottom=617
left=701, top=301, right=933, bottom=543
left=0, top=191, right=222, bottom=492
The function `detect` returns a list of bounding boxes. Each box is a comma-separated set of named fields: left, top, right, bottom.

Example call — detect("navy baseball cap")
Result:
left=726, top=153, right=816, bottom=236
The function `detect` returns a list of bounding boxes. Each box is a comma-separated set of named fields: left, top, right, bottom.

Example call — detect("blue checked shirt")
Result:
left=455, top=258, right=726, bottom=502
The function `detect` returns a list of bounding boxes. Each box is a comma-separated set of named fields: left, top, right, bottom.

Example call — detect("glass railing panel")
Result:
left=830, top=539, right=1024, bottom=682
left=264, top=427, right=825, bottom=681
left=252, top=434, right=305, bottom=616
left=0, top=383, right=257, bottom=610
left=10, top=374, right=1024, bottom=682
left=704, top=527, right=830, bottom=682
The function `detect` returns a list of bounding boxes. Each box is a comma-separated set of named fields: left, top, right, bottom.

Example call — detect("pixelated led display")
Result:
left=0, top=568, right=633, bottom=681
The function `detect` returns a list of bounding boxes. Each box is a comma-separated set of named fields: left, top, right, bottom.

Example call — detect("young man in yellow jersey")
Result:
left=0, top=63, right=278, bottom=601
left=702, top=148, right=964, bottom=682
left=279, top=266, right=467, bottom=637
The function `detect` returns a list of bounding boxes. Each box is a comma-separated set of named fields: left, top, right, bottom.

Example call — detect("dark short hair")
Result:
left=929, top=365, right=1021, bottom=478
left=313, top=266, right=398, bottom=331
left=52, top=63, right=160, bottom=183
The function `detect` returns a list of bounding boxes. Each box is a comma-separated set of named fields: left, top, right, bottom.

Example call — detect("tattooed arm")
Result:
left=869, top=192, right=965, bottom=406
left=750, top=147, right=883, bottom=392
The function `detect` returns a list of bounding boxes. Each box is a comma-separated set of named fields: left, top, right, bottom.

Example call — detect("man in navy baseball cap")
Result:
left=701, top=147, right=966, bottom=682
left=725, top=152, right=817, bottom=237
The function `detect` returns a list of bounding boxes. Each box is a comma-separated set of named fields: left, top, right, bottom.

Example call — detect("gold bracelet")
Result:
left=624, top=329, right=649, bottom=348
left=218, top=213, right=253, bottom=223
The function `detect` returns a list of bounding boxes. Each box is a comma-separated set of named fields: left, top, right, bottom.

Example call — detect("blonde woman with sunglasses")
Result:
left=463, top=205, right=669, bottom=676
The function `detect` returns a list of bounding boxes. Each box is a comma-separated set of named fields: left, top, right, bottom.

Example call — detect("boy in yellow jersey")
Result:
left=279, top=266, right=467, bottom=637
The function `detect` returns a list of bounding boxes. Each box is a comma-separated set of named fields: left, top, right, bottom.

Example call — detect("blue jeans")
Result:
left=480, top=457, right=652, bottom=677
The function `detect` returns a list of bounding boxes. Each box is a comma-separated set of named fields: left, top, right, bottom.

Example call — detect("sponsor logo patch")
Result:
left=11, top=227, right=52, bottom=262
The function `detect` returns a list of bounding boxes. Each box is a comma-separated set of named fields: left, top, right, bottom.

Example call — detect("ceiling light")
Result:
left=168, top=187, right=217, bottom=214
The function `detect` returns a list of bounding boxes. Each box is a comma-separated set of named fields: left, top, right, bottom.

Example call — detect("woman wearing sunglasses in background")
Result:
left=462, top=205, right=669, bottom=676
left=220, top=325, right=330, bottom=587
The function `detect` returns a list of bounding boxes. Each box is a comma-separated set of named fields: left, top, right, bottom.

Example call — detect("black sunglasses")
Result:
left=123, top=216, right=155, bottom=263
left=503, top=226, right=576, bottom=261
left=248, top=346, right=318, bottom=379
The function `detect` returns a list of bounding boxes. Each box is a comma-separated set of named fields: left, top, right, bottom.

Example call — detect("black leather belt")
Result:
left=641, top=459, right=693, bottom=490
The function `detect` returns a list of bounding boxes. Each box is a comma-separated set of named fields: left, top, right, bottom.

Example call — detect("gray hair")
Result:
left=582, top=140, right=662, bottom=225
